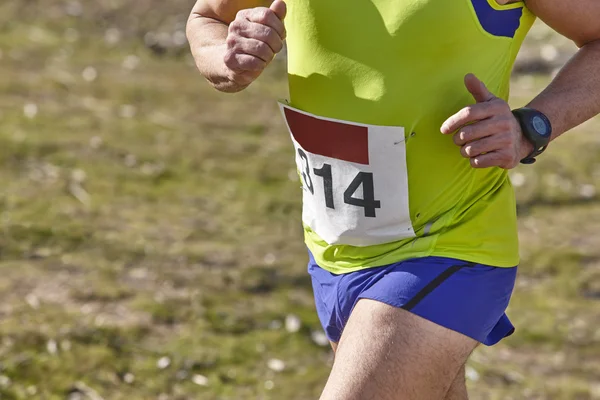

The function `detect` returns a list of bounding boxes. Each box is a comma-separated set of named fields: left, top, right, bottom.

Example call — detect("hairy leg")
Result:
left=329, top=344, right=470, bottom=400
left=319, top=299, right=477, bottom=400
left=444, top=365, right=469, bottom=400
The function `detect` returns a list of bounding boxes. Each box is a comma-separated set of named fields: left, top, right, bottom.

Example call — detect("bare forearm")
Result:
left=527, top=40, right=600, bottom=140
left=187, top=1, right=286, bottom=93
left=186, top=14, right=240, bottom=92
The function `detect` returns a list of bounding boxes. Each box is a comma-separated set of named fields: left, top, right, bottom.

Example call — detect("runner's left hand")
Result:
left=440, top=73, right=533, bottom=169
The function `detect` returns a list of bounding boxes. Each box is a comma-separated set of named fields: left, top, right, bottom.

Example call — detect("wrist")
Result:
left=512, top=107, right=553, bottom=164
left=518, top=133, right=535, bottom=161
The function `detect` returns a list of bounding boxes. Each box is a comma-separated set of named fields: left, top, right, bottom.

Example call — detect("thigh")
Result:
left=319, top=299, right=478, bottom=400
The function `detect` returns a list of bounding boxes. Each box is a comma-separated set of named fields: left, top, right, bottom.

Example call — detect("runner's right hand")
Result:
left=224, top=0, right=286, bottom=88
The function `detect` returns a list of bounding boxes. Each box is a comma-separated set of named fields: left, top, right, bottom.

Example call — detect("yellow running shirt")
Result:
left=281, top=0, right=536, bottom=274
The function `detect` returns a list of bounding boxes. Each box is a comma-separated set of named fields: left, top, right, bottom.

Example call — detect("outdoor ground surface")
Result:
left=0, top=1, right=599, bottom=399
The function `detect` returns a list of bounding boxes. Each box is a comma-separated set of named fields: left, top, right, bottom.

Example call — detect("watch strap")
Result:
left=512, top=107, right=552, bottom=165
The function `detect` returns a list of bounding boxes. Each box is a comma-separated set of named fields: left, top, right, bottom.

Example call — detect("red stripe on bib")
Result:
left=283, top=107, right=369, bottom=165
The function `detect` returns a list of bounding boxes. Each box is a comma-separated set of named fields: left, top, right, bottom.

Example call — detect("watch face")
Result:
left=532, top=115, right=550, bottom=136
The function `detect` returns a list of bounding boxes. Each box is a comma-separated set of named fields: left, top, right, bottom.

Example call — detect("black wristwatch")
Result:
left=512, top=107, right=552, bottom=165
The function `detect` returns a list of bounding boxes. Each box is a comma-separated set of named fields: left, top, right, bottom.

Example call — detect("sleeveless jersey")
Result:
left=282, top=0, right=536, bottom=274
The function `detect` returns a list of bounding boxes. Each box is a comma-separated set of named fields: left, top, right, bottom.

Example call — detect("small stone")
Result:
left=465, top=366, right=480, bottom=382
left=311, top=330, right=330, bottom=347
left=264, top=380, right=275, bottom=390
left=105, top=28, right=121, bottom=45
left=124, top=154, right=137, bottom=167
left=510, top=172, right=526, bottom=188
left=172, top=31, right=187, bottom=47
left=192, top=374, right=208, bottom=386
left=71, top=169, right=87, bottom=184
left=285, top=314, right=301, bottom=333
left=82, top=66, right=97, bottom=82
left=0, top=375, right=11, bottom=388
left=34, top=248, right=53, bottom=258
left=157, top=32, right=172, bottom=48
left=32, top=26, right=49, bottom=42
left=264, top=253, right=276, bottom=265
left=65, top=1, right=83, bottom=17
left=157, top=356, right=171, bottom=369
left=89, top=136, right=103, bottom=149
left=123, top=373, right=135, bottom=384
left=141, top=162, right=163, bottom=175
left=590, top=382, right=600, bottom=397
left=119, top=105, right=136, bottom=119
left=129, top=268, right=148, bottom=279
left=47, top=339, right=58, bottom=355
left=80, top=304, right=94, bottom=314
left=267, top=358, right=285, bottom=372
left=94, top=315, right=107, bottom=326
left=24, top=103, right=38, bottom=119
left=123, top=55, right=140, bottom=70
left=580, top=184, right=596, bottom=199
left=25, top=293, right=40, bottom=309
left=540, top=44, right=558, bottom=62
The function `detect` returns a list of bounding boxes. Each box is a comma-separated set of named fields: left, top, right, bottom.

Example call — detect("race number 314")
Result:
left=297, top=149, right=381, bottom=218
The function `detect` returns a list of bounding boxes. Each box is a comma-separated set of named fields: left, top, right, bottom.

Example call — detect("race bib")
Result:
left=279, top=102, right=416, bottom=247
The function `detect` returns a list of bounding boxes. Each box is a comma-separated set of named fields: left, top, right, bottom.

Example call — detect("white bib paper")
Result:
left=279, top=102, right=416, bottom=247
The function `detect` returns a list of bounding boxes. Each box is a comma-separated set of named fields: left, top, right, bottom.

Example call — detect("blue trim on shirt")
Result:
left=470, top=0, right=523, bottom=38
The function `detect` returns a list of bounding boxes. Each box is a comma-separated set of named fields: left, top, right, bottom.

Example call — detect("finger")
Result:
left=453, top=117, right=512, bottom=146
left=226, top=36, right=274, bottom=63
left=460, top=134, right=510, bottom=158
left=470, top=151, right=511, bottom=169
left=232, top=21, right=283, bottom=53
left=464, top=73, right=495, bottom=103
left=241, top=7, right=286, bottom=39
left=270, top=0, right=287, bottom=21
left=441, top=101, right=506, bottom=134
left=224, top=51, right=267, bottom=73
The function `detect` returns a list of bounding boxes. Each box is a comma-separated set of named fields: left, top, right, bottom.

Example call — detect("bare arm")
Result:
left=441, top=1, right=600, bottom=169
left=186, top=0, right=286, bottom=93
left=525, top=0, right=600, bottom=140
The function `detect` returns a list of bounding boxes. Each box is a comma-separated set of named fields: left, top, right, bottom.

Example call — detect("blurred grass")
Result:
left=0, top=1, right=599, bottom=399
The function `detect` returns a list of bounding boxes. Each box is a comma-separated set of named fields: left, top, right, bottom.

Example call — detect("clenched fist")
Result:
left=224, top=0, right=286, bottom=88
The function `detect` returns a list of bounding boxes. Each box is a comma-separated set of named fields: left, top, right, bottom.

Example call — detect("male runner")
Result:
left=187, top=1, right=600, bottom=398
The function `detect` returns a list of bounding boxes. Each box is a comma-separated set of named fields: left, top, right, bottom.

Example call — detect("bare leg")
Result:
left=444, top=365, right=469, bottom=400
left=319, top=299, right=478, bottom=400
left=329, top=343, right=470, bottom=400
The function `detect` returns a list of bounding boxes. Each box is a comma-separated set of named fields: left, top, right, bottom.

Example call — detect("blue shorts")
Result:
left=308, top=251, right=518, bottom=346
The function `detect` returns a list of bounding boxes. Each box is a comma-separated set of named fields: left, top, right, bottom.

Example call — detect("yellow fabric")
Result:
left=284, top=0, right=536, bottom=273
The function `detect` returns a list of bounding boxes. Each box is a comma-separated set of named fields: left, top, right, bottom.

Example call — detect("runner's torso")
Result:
left=283, top=0, right=536, bottom=273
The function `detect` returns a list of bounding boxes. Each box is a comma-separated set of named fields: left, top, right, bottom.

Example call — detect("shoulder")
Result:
left=524, top=0, right=600, bottom=47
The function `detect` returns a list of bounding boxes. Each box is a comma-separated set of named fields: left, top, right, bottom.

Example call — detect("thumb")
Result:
left=465, top=73, right=495, bottom=103
left=270, top=0, right=287, bottom=20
